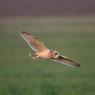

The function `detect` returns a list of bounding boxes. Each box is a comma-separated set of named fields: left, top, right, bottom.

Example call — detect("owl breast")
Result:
left=36, top=50, right=50, bottom=59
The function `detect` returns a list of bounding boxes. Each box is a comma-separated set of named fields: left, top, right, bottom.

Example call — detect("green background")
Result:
left=0, top=17, right=95, bottom=95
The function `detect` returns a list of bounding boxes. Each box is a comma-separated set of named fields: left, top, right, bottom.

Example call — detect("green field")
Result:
left=0, top=17, right=95, bottom=95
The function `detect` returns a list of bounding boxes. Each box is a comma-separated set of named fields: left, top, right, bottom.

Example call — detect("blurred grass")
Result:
left=0, top=17, right=95, bottom=95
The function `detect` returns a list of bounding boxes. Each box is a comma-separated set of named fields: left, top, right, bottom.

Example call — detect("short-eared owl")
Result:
left=20, top=32, right=80, bottom=67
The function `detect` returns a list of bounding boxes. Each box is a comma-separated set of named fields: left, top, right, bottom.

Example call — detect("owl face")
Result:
left=49, top=50, right=59, bottom=59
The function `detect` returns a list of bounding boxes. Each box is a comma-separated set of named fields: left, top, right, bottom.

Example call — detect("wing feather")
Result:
left=52, top=55, right=80, bottom=67
left=20, top=32, right=49, bottom=52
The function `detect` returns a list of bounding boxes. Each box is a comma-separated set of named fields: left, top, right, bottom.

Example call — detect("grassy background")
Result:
left=0, top=17, right=95, bottom=95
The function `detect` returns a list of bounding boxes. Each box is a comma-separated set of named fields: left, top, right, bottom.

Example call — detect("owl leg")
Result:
left=31, top=53, right=40, bottom=60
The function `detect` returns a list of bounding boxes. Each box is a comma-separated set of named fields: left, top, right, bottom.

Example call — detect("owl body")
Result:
left=35, top=50, right=50, bottom=59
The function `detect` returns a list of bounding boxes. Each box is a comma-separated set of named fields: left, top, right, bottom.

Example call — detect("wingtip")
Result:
left=21, top=31, right=28, bottom=35
left=75, top=63, right=80, bottom=67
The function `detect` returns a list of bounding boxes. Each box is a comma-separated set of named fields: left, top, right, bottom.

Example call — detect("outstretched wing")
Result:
left=20, top=32, right=49, bottom=52
left=52, top=55, right=80, bottom=67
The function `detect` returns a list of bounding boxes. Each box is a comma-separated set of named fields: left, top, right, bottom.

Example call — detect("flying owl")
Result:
left=20, top=32, right=80, bottom=67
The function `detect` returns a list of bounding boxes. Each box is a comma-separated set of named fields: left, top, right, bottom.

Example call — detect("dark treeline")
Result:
left=0, top=0, right=95, bottom=17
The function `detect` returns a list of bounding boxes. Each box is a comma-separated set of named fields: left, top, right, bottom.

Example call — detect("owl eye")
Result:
left=54, top=52, right=57, bottom=55
left=53, top=51, right=59, bottom=58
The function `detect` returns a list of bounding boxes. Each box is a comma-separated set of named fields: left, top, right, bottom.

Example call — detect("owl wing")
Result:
left=52, top=55, right=80, bottom=67
left=20, top=32, right=49, bottom=52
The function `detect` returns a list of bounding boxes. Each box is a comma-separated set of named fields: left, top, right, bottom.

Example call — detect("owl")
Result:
left=20, top=32, right=80, bottom=67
